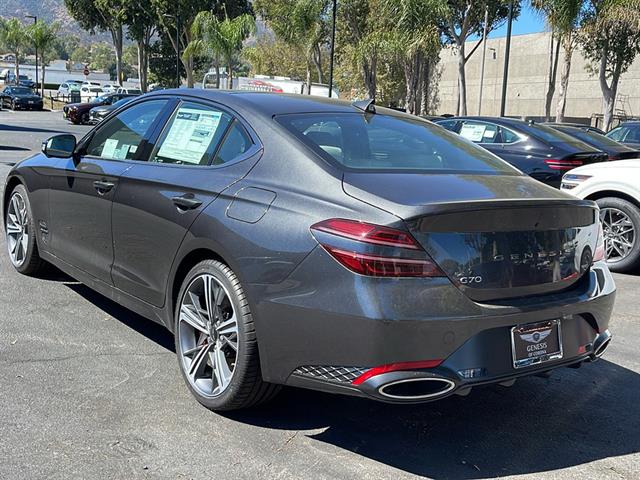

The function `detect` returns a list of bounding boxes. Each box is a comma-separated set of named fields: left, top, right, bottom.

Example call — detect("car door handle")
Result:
left=172, top=195, right=203, bottom=210
left=93, top=180, right=115, bottom=194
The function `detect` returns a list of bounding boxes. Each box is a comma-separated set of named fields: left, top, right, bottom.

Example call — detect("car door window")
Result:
left=85, top=99, right=167, bottom=161
left=460, top=121, right=499, bottom=143
left=500, top=127, right=521, bottom=144
left=150, top=102, right=232, bottom=165
left=214, top=121, right=253, bottom=165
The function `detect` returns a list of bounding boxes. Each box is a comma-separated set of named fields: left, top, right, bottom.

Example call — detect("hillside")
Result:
left=1, top=0, right=110, bottom=42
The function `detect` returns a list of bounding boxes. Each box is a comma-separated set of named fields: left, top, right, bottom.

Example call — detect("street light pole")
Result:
left=478, top=6, right=488, bottom=115
left=176, top=12, right=180, bottom=88
left=328, top=0, right=337, bottom=98
left=25, top=15, right=38, bottom=94
left=499, top=0, right=514, bottom=117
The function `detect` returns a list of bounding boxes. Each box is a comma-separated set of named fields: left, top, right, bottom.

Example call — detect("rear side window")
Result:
left=151, top=102, right=232, bottom=166
left=606, top=127, right=625, bottom=141
left=214, top=122, right=253, bottom=165
left=277, top=113, right=518, bottom=174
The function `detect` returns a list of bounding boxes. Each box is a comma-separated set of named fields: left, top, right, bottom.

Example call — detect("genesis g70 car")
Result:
left=3, top=91, right=615, bottom=410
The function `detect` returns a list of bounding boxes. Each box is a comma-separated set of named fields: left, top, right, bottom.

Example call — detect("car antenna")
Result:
left=352, top=98, right=376, bottom=114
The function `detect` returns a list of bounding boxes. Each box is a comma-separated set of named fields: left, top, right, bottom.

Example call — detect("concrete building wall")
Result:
left=437, top=31, right=640, bottom=124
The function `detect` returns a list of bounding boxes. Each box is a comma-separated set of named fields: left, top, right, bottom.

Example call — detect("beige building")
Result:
left=437, top=31, right=640, bottom=125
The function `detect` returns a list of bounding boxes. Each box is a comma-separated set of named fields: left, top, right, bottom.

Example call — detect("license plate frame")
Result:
left=511, top=319, right=563, bottom=369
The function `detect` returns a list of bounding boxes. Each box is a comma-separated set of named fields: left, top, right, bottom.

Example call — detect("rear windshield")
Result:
left=517, top=122, right=586, bottom=144
left=557, top=127, right=630, bottom=148
left=276, top=113, right=519, bottom=174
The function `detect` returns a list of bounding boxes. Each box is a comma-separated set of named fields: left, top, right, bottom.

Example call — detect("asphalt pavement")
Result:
left=1, top=110, right=639, bottom=480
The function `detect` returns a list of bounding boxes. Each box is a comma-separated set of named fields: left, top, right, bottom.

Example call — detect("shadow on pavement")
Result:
left=64, top=282, right=175, bottom=353
left=0, top=125, right=71, bottom=135
left=228, top=360, right=639, bottom=478
left=56, top=267, right=638, bottom=478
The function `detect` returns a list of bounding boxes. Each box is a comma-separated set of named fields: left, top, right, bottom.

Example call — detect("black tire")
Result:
left=11, top=100, right=16, bottom=111
left=80, top=112, right=90, bottom=124
left=596, top=196, right=640, bottom=273
left=174, top=259, right=280, bottom=411
left=4, top=184, right=47, bottom=275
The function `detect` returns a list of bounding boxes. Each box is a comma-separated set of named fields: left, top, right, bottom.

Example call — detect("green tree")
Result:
left=381, top=0, right=447, bottom=114
left=532, top=0, right=584, bottom=121
left=578, top=0, right=640, bottom=130
left=152, top=0, right=252, bottom=88
left=0, top=18, right=29, bottom=82
left=91, top=42, right=116, bottom=72
left=336, top=0, right=385, bottom=99
left=65, top=0, right=127, bottom=83
left=185, top=10, right=256, bottom=89
left=126, top=6, right=157, bottom=92
left=27, top=20, right=60, bottom=94
left=71, top=45, right=91, bottom=65
left=255, top=0, right=330, bottom=93
left=440, top=0, right=519, bottom=116
left=243, top=36, right=309, bottom=80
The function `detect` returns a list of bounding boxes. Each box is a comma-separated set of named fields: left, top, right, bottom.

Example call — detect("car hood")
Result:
left=568, top=158, right=640, bottom=175
left=342, top=172, right=572, bottom=219
left=13, top=94, right=41, bottom=100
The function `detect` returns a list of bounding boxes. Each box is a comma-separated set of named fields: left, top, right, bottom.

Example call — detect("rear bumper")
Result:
left=247, top=248, right=615, bottom=403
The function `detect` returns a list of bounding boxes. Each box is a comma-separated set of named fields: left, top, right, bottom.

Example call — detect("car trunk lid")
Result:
left=343, top=173, right=599, bottom=301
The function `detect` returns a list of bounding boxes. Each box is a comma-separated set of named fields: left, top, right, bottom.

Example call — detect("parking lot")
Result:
left=1, top=110, right=639, bottom=480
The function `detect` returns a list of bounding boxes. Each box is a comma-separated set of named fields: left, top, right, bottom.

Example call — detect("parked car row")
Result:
left=57, top=80, right=142, bottom=101
left=62, top=92, right=140, bottom=124
left=433, top=115, right=640, bottom=272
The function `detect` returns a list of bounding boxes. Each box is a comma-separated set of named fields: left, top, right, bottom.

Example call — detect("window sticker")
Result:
left=101, top=138, right=119, bottom=158
left=157, top=107, right=223, bottom=164
left=460, top=124, right=487, bottom=142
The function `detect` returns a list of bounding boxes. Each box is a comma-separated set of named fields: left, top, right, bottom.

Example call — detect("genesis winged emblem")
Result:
left=520, top=329, right=552, bottom=343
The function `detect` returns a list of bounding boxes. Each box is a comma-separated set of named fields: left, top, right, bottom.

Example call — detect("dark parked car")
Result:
left=547, top=124, right=640, bottom=161
left=63, top=93, right=139, bottom=124
left=606, top=121, right=640, bottom=149
left=435, top=116, right=608, bottom=187
left=0, top=86, right=43, bottom=110
left=4, top=73, right=37, bottom=89
left=88, top=96, right=136, bottom=124
left=544, top=122, right=605, bottom=135
left=3, top=91, right=615, bottom=411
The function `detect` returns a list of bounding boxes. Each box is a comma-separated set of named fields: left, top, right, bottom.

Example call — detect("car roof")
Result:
left=616, top=121, right=640, bottom=126
left=144, top=89, right=408, bottom=119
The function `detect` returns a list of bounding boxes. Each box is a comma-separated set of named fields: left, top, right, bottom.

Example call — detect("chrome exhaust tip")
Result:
left=377, top=377, right=456, bottom=400
left=590, top=330, right=612, bottom=362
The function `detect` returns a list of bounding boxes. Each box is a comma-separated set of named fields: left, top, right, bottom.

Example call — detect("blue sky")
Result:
left=472, top=4, right=547, bottom=40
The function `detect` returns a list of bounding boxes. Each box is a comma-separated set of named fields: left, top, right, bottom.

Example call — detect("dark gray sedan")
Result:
left=2, top=91, right=615, bottom=411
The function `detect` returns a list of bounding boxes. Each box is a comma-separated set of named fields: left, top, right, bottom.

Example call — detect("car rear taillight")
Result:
left=311, top=218, right=421, bottom=249
left=545, top=158, right=584, bottom=170
left=310, top=219, right=444, bottom=278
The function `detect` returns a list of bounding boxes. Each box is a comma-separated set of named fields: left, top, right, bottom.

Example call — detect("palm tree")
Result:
left=185, top=10, right=256, bottom=90
left=0, top=18, right=28, bottom=83
left=27, top=20, right=60, bottom=95
left=531, top=0, right=584, bottom=122
left=255, top=0, right=329, bottom=94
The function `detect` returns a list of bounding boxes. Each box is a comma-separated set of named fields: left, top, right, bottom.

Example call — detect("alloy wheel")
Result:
left=601, top=207, right=636, bottom=263
left=177, top=274, right=239, bottom=398
left=6, top=192, right=29, bottom=267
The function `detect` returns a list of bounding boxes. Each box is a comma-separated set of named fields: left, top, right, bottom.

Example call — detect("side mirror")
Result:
left=42, top=134, right=77, bottom=158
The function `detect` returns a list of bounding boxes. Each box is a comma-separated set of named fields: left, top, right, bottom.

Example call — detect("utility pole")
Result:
left=478, top=6, right=488, bottom=115
left=499, top=0, right=514, bottom=117
left=328, top=0, right=337, bottom=98
left=25, top=15, right=38, bottom=94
